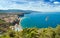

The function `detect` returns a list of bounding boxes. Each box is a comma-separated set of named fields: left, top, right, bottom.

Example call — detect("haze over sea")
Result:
left=20, top=12, right=60, bottom=29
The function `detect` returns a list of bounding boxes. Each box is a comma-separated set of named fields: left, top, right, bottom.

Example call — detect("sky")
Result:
left=0, top=0, right=60, bottom=12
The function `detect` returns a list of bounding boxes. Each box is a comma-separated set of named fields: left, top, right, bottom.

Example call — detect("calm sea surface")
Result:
left=20, top=12, right=60, bottom=29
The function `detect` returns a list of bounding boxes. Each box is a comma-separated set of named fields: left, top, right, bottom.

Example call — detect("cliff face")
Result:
left=0, top=15, right=18, bottom=23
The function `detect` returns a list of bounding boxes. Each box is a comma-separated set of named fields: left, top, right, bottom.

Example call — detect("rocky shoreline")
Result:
left=0, top=14, right=23, bottom=32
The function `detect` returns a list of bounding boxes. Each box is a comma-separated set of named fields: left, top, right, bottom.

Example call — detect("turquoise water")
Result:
left=20, top=12, right=60, bottom=29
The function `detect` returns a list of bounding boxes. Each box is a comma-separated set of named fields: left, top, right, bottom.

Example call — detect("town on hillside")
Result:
left=0, top=13, right=24, bottom=33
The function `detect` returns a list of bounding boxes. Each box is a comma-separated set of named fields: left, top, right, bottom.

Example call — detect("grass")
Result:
left=0, top=25, right=60, bottom=38
left=0, top=19, right=5, bottom=24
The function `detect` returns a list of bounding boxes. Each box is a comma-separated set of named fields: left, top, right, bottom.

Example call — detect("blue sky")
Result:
left=0, top=0, right=60, bottom=12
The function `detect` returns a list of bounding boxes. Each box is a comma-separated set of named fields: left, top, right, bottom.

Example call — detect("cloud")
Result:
left=54, top=1, right=60, bottom=4
left=0, top=0, right=60, bottom=12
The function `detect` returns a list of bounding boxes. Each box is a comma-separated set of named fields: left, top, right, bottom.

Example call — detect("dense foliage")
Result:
left=0, top=19, right=5, bottom=24
left=0, top=25, right=60, bottom=38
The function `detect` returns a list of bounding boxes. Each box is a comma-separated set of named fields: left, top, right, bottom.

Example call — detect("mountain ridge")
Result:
left=0, top=9, right=41, bottom=14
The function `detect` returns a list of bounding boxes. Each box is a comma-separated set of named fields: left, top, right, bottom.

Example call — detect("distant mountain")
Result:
left=0, top=9, right=41, bottom=14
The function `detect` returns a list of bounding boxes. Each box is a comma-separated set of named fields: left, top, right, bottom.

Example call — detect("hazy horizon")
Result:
left=0, top=0, right=60, bottom=12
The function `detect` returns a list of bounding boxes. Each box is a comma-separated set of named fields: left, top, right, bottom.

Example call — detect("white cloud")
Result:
left=54, top=1, right=60, bottom=4
left=0, top=0, right=60, bottom=12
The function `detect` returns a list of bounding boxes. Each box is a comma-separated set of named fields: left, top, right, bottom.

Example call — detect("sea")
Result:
left=20, top=12, right=60, bottom=29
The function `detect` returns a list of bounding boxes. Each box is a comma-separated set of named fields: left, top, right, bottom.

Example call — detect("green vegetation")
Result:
left=0, top=19, right=5, bottom=24
left=0, top=25, right=60, bottom=38
left=0, top=19, right=60, bottom=38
